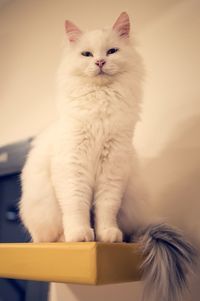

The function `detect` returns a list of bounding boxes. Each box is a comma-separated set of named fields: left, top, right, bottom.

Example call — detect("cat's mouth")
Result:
left=97, top=69, right=107, bottom=76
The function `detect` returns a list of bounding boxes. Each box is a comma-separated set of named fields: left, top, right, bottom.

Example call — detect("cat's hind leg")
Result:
left=19, top=147, right=63, bottom=243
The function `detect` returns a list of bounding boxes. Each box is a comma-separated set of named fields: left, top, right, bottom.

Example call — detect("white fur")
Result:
left=20, top=16, right=149, bottom=243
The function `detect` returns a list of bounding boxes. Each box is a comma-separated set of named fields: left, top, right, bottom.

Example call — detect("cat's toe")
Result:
left=64, top=227, right=94, bottom=242
left=96, top=227, right=123, bottom=243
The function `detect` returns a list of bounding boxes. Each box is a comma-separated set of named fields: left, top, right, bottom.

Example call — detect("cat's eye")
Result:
left=81, top=51, right=93, bottom=57
left=106, top=48, right=119, bottom=56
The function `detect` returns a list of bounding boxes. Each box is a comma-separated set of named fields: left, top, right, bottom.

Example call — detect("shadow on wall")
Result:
left=142, top=114, right=200, bottom=301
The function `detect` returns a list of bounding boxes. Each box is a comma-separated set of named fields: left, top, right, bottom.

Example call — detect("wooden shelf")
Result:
left=0, top=242, right=142, bottom=285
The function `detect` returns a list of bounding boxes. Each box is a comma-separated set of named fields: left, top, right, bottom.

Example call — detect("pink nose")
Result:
left=95, top=59, right=106, bottom=68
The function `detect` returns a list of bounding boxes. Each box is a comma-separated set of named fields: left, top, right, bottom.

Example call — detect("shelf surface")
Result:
left=0, top=242, right=142, bottom=285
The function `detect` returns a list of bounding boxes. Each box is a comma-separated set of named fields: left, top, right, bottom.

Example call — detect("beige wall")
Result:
left=0, top=0, right=200, bottom=300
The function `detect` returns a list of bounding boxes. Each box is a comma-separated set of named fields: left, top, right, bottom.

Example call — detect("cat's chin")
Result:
left=92, top=74, right=114, bottom=86
left=84, top=72, right=115, bottom=86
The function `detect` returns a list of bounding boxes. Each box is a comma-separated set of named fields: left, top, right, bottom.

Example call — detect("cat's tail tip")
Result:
left=136, top=223, right=197, bottom=301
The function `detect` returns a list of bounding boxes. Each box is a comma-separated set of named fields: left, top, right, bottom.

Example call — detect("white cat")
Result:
left=20, top=12, right=146, bottom=243
left=20, top=12, right=196, bottom=301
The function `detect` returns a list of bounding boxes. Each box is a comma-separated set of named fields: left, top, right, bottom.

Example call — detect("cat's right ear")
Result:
left=65, top=20, right=82, bottom=43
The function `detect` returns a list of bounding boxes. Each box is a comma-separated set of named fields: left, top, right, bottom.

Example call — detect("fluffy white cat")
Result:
left=20, top=12, right=146, bottom=243
left=20, top=12, right=196, bottom=301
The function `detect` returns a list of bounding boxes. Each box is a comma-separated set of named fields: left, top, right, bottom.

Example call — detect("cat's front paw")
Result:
left=64, top=227, right=94, bottom=242
left=96, top=227, right=123, bottom=243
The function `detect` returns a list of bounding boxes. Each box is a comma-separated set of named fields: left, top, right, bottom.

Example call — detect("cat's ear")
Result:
left=65, top=20, right=82, bottom=43
left=112, top=12, right=130, bottom=38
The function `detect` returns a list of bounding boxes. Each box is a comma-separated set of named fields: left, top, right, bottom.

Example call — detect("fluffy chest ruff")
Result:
left=55, top=87, right=137, bottom=180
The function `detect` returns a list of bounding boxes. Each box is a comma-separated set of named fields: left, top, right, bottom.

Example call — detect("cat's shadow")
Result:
left=142, top=114, right=200, bottom=241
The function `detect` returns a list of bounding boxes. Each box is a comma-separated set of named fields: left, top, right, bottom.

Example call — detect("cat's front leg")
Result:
left=94, top=153, right=129, bottom=243
left=52, top=155, right=94, bottom=242
left=95, top=180, right=123, bottom=242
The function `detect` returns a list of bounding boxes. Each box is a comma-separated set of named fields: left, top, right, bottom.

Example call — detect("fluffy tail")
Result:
left=136, top=223, right=197, bottom=301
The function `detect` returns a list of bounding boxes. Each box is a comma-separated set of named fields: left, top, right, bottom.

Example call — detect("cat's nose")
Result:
left=95, top=59, right=106, bottom=68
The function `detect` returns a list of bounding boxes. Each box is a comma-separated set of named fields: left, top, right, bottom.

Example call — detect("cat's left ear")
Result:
left=112, top=12, right=130, bottom=38
left=65, top=20, right=82, bottom=42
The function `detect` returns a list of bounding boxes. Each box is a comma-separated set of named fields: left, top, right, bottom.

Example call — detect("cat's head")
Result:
left=61, top=12, right=140, bottom=86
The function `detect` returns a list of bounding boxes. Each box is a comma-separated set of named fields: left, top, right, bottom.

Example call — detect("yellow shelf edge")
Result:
left=0, top=242, right=142, bottom=285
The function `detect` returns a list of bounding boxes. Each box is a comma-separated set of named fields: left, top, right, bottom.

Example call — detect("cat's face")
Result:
left=63, top=12, right=134, bottom=85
